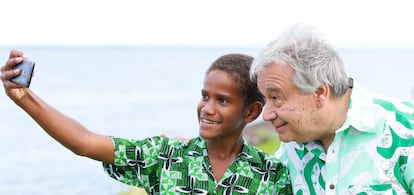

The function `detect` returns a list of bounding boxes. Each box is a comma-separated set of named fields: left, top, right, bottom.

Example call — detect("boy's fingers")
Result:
left=9, top=50, right=26, bottom=59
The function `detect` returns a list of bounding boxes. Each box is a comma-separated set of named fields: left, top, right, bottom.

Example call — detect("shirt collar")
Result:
left=188, top=137, right=262, bottom=164
left=238, top=139, right=263, bottom=164
left=339, top=80, right=386, bottom=134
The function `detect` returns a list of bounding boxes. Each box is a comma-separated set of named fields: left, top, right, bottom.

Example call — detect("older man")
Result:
left=250, top=24, right=414, bottom=194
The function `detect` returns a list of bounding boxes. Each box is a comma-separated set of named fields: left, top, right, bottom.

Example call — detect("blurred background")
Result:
left=1, top=0, right=413, bottom=194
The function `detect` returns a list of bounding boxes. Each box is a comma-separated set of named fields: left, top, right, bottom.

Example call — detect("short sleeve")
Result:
left=102, top=136, right=165, bottom=189
left=406, top=135, right=414, bottom=193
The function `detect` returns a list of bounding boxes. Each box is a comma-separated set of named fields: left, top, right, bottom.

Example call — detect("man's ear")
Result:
left=314, top=83, right=330, bottom=108
left=244, top=102, right=263, bottom=123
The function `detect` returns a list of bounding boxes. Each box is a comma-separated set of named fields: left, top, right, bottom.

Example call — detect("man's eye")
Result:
left=271, top=95, right=280, bottom=101
left=269, top=95, right=282, bottom=107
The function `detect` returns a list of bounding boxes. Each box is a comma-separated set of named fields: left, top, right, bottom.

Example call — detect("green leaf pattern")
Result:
left=104, top=136, right=293, bottom=194
left=275, top=82, right=414, bottom=194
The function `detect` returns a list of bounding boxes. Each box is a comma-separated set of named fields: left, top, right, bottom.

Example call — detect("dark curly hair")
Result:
left=206, top=53, right=264, bottom=106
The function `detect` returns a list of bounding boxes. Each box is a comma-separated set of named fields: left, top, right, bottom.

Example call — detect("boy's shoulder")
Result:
left=241, top=141, right=283, bottom=167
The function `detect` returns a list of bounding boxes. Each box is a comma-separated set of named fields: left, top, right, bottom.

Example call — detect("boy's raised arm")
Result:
left=1, top=50, right=114, bottom=164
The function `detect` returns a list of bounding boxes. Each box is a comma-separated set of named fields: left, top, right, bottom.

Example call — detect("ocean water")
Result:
left=0, top=46, right=413, bottom=194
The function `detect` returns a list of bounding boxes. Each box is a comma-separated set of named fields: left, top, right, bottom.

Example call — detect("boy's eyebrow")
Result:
left=201, top=89, right=233, bottom=100
left=217, top=93, right=232, bottom=100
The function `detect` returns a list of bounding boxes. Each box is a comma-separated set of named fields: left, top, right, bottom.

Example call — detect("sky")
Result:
left=1, top=0, right=414, bottom=48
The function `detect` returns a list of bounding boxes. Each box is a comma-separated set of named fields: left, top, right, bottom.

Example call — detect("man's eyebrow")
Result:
left=265, top=85, right=282, bottom=93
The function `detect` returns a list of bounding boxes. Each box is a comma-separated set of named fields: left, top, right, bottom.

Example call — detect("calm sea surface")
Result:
left=0, top=46, right=413, bottom=194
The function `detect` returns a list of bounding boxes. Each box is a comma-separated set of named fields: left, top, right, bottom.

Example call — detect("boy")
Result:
left=1, top=51, right=292, bottom=194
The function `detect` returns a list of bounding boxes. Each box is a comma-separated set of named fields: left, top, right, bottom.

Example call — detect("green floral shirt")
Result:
left=103, top=136, right=292, bottom=194
left=276, top=81, right=414, bottom=195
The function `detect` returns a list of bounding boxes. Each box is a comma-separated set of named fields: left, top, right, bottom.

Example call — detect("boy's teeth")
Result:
left=202, top=119, right=217, bottom=124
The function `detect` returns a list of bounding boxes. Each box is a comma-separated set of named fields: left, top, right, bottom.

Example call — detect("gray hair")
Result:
left=250, top=24, right=350, bottom=97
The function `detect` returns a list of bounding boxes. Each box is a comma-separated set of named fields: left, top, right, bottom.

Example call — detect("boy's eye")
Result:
left=201, top=94, right=208, bottom=100
left=219, top=99, right=229, bottom=104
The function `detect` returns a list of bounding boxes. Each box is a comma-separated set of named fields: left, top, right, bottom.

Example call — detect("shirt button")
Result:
left=329, top=184, right=335, bottom=190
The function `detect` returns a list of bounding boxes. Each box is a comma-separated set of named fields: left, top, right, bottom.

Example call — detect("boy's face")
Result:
left=197, top=70, right=247, bottom=140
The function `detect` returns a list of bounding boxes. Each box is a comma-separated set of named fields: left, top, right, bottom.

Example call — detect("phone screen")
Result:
left=11, top=60, right=35, bottom=88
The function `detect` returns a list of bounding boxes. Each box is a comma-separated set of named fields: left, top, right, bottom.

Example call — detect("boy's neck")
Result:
left=206, top=137, right=244, bottom=182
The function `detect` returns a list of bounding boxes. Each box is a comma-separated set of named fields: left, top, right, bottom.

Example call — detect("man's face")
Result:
left=257, top=63, right=324, bottom=143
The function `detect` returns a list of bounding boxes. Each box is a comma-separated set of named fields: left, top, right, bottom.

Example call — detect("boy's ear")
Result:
left=244, top=102, right=263, bottom=123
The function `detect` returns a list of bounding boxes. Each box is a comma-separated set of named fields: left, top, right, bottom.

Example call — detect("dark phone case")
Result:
left=11, top=60, right=35, bottom=88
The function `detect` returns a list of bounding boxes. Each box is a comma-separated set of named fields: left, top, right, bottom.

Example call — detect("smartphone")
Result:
left=11, top=60, right=35, bottom=88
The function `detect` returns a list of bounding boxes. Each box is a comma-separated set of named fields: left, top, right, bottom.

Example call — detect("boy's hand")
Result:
left=1, top=50, right=30, bottom=101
